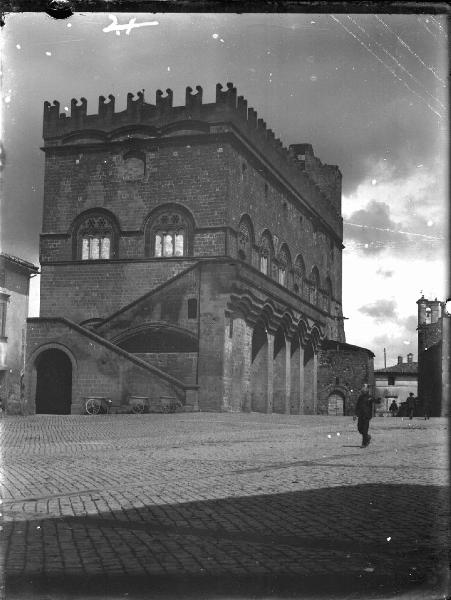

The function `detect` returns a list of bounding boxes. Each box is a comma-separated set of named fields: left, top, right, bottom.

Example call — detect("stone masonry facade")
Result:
left=25, top=83, right=374, bottom=415
left=416, top=296, right=449, bottom=416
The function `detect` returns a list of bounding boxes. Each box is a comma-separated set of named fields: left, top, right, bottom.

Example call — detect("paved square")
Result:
left=1, top=414, right=449, bottom=599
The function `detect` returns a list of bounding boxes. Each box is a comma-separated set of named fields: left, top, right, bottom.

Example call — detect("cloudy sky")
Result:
left=1, top=12, right=448, bottom=368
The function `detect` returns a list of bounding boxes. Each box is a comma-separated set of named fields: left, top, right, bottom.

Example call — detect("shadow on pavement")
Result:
left=4, top=483, right=449, bottom=600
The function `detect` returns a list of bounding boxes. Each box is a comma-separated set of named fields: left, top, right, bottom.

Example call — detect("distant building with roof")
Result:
left=374, top=353, right=418, bottom=415
left=0, top=252, right=39, bottom=413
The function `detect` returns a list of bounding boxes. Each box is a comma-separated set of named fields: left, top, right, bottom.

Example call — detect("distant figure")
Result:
left=355, top=384, right=379, bottom=448
left=389, top=399, right=399, bottom=417
left=406, top=392, right=416, bottom=420
left=423, top=397, right=430, bottom=420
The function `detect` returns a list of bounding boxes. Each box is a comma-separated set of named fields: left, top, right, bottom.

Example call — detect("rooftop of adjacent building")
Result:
left=0, top=252, right=39, bottom=274
left=374, top=353, right=418, bottom=375
left=321, top=339, right=375, bottom=358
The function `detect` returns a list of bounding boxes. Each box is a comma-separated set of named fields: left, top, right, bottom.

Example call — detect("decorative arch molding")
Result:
left=143, top=202, right=196, bottom=258
left=160, top=120, right=210, bottom=136
left=259, top=302, right=278, bottom=334
left=29, top=342, right=78, bottom=373
left=227, top=292, right=278, bottom=332
left=108, top=124, right=159, bottom=141
left=298, top=319, right=310, bottom=347
left=112, top=322, right=199, bottom=353
left=227, top=292, right=326, bottom=348
left=62, top=130, right=109, bottom=145
left=70, top=207, right=120, bottom=260
left=297, top=319, right=325, bottom=351
left=280, top=310, right=297, bottom=340
left=310, top=325, right=322, bottom=353
left=112, top=322, right=198, bottom=345
left=227, top=293, right=295, bottom=338
left=328, top=385, right=348, bottom=399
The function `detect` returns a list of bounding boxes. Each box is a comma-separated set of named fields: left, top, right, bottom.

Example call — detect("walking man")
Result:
left=355, top=384, right=378, bottom=448
left=406, top=392, right=416, bottom=420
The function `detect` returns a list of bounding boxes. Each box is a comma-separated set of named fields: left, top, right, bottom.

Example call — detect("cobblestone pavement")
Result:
left=0, top=413, right=449, bottom=599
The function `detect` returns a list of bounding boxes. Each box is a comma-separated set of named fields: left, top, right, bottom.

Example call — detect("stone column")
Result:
left=313, top=351, right=318, bottom=414
left=241, top=322, right=252, bottom=412
left=267, top=333, right=274, bottom=413
left=299, top=345, right=305, bottom=414
left=285, top=337, right=291, bottom=414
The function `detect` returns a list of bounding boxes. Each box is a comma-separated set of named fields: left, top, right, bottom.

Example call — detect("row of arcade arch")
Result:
left=224, top=295, right=323, bottom=414
left=237, top=214, right=334, bottom=312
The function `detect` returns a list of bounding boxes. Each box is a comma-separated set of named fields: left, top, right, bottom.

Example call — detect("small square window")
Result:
left=388, top=375, right=395, bottom=386
left=187, top=298, right=197, bottom=319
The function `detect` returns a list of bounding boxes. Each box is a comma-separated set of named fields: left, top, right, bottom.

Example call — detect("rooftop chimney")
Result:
left=407, top=353, right=413, bottom=364
left=397, top=356, right=403, bottom=365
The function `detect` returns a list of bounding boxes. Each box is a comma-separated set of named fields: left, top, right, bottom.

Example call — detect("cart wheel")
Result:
left=85, top=398, right=101, bottom=415
left=131, top=399, right=145, bottom=414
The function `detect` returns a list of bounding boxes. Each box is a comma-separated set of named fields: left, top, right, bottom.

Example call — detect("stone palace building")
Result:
left=25, top=83, right=374, bottom=415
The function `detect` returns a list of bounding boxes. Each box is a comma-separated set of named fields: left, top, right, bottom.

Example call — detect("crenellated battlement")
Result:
left=43, top=83, right=342, bottom=226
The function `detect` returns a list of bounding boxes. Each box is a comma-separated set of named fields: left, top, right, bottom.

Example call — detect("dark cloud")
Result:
left=2, top=13, right=446, bottom=266
left=344, top=200, right=400, bottom=254
left=344, top=200, right=445, bottom=257
left=358, top=299, right=398, bottom=320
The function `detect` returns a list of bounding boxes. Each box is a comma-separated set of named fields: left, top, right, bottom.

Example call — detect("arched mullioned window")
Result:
left=293, top=254, right=305, bottom=296
left=310, top=266, right=320, bottom=305
left=145, top=205, right=194, bottom=258
left=259, top=230, right=274, bottom=276
left=276, top=244, right=292, bottom=287
left=73, top=210, right=119, bottom=260
left=237, top=215, right=254, bottom=262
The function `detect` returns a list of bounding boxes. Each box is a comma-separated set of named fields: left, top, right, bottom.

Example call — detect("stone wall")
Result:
left=318, top=342, right=374, bottom=416
left=25, top=318, right=188, bottom=414
left=135, top=352, right=197, bottom=385
left=227, top=147, right=343, bottom=308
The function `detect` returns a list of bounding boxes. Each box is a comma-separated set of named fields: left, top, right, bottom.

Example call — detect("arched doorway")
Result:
left=35, top=349, right=72, bottom=414
left=328, top=392, right=345, bottom=416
